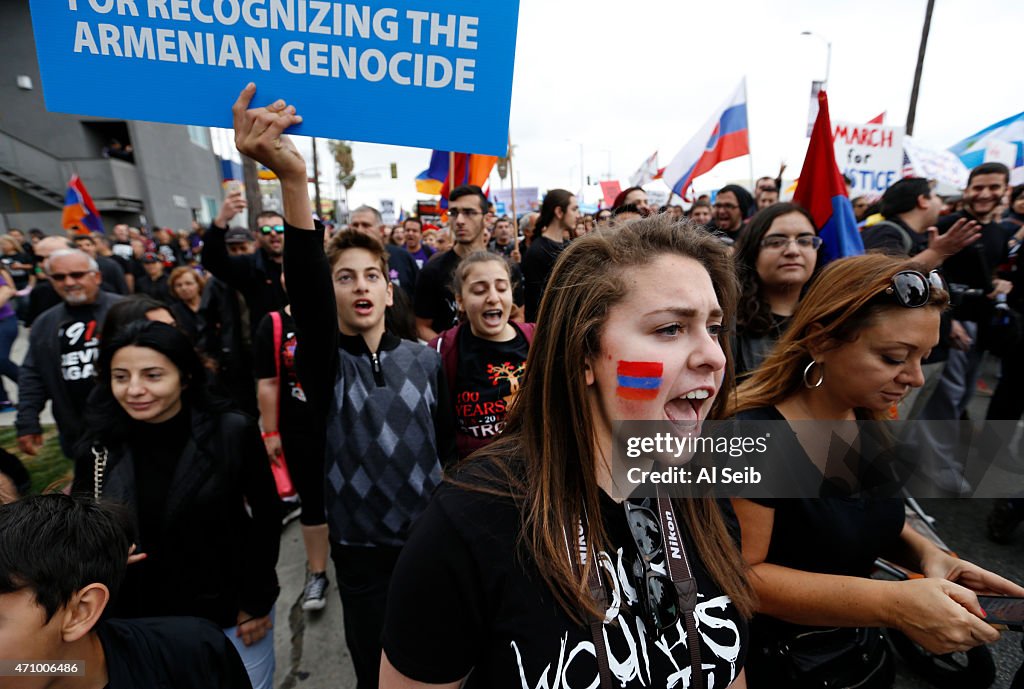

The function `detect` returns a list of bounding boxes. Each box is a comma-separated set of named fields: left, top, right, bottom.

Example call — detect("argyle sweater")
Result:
left=283, top=223, right=456, bottom=547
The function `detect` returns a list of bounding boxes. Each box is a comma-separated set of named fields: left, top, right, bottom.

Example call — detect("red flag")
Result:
left=793, top=91, right=863, bottom=265
left=599, top=181, right=622, bottom=208
left=438, top=153, right=497, bottom=204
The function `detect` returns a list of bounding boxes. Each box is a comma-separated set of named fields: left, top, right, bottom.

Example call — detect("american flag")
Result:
left=901, top=149, right=916, bottom=178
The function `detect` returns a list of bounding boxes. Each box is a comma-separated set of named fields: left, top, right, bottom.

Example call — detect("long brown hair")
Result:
left=727, top=253, right=948, bottom=420
left=733, top=203, right=819, bottom=337
left=455, top=214, right=755, bottom=623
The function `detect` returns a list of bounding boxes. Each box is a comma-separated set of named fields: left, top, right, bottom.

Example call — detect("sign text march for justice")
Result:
left=30, top=1, right=520, bottom=155
left=832, top=121, right=904, bottom=196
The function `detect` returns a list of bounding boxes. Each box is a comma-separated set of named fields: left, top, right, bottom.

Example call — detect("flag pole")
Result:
left=744, top=77, right=755, bottom=191
left=448, top=150, right=456, bottom=198
left=507, top=135, right=519, bottom=254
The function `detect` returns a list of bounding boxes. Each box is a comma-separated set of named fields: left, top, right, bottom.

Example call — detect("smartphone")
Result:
left=223, top=179, right=245, bottom=199
left=977, top=595, right=1024, bottom=628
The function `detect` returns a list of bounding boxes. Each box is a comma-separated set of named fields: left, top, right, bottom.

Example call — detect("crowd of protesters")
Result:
left=0, top=87, right=1023, bottom=689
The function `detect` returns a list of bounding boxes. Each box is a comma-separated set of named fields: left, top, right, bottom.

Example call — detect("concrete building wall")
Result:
left=0, top=2, right=225, bottom=233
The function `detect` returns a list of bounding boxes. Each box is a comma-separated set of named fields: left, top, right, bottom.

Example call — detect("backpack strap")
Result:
left=513, top=320, right=536, bottom=345
left=270, top=311, right=283, bottom=381
left=868, top=220, right=914, bottom=256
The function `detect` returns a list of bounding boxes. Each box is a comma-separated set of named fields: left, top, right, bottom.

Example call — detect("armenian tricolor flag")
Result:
left=62, top=175, right=104, bottom=234
left=793, top=90, right=863, bottom=265
left=415, top=151, right=497, bottom=205
left=616, top=361, right=664, bottom=401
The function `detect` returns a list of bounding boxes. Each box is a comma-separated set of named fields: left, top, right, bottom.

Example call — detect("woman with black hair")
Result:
left=72, top=320, right=281, bottom=689
left=732, top=203, right=822, bottom=377
left=522, top=188, right=577, bottom=322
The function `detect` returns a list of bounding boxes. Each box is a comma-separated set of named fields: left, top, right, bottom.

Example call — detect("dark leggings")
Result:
left=0, top=316, right=18, bottom=402
left=280, top=430, right=326, bottom=526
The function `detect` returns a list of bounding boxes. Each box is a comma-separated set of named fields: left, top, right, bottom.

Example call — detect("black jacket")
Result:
left=97, top=617, right=253, bottom=689
left=73, top=408, right=280, bottom=628
left=202, top=223, right=287, bottom=340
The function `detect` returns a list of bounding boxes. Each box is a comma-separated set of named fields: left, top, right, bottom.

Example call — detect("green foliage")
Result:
left=329, top=140, right=356, bottom=190
left=0, top=425, right=73, bottom=495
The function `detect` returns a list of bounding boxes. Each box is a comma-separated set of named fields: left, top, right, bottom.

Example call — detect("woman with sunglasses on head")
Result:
left=383, top=214, right=755, bottom=688
left=727, top=253, right=1024, bottom=689
left=428, top=251, right=534, bottom=461
left=732, top=203, right=822, bottom=378
left=72, top=320, right=281, bottom=689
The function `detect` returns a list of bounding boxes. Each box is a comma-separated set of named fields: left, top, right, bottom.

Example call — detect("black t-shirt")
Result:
left=736, top=407, right=905, bottom=665
left=452, top=326, right=529, bottom=459
left=97, top=256, right=129, bottom=295
left=414, top=250, right=463, bottom=334
left=137, top=274, right=171, bottom=303
left=1, top=252, right=33, bottom=290
left=522, top=235, right=566, bottom=322
left=384, top=478, right=748, bottom=687
left=734, top=314, right=791, bottom=379
left=253, top=310, right=309, bottom=428
left=58, top=305, right=104, bottom=414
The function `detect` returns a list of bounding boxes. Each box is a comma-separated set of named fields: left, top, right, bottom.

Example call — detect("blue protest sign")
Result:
left=29, top=1, right=519, bottom=156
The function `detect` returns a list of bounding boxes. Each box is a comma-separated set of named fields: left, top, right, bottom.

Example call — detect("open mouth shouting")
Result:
left=664, top=387, right=715, bottom=427
left=480, top=308, right=505, bottom=328
left=353, top=299, right=374, bottom=316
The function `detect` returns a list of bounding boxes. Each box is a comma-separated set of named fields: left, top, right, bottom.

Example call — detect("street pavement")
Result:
left=2, top=326, right=1021, bottom=687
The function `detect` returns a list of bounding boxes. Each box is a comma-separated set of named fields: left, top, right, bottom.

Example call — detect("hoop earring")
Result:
left=803, top=360, right=824, bottom=389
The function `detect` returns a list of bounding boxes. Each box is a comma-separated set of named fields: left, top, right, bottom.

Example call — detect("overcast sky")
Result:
left=278, top=0, right=1023, bottom=214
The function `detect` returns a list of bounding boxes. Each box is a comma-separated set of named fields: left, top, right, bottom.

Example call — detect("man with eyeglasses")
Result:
left=17, top=248, right=122, bottom=458
left=414, top=185, right=493, bottom=341
left=202, top=189, right=288, bottom=341
left=710, top=184, right=753, bottom=240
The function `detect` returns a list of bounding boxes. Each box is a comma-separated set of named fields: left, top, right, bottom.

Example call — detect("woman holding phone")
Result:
left=727, top=253, right=1024, bottom=689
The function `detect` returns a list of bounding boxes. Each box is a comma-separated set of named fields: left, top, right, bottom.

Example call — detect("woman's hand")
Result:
left=886, top=578, right=1000, bottom=654
left=236, top=610, right=273, bottom=646
left=921, top=550, right=1024, bottom=597
left=231, top=83, right=307, bottom=184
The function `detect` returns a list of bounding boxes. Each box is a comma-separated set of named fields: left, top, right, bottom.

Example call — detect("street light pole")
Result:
left=800, top=31, right=832, bottom=91
left=579, top=142, right=585, bottom=191
left=566, top=139, right=585, bottom=190
left=905, top=0, right=935, bottom=136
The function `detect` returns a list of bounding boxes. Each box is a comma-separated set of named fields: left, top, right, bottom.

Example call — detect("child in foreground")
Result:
left=0, top=493, right=253, bottom=689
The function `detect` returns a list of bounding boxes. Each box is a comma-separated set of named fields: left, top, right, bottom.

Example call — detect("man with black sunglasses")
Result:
left=17, top=248, right=122, bottom=458
left=202, top=190, right=289, bottom=341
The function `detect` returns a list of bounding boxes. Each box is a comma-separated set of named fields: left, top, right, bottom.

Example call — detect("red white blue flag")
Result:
left=663, top=79, right=750, bottom=197
left=793, top=90, right=863, bottom=265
